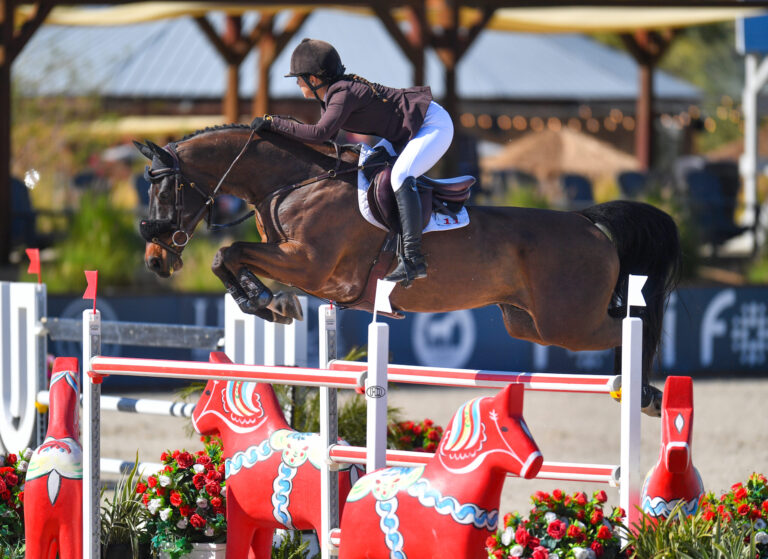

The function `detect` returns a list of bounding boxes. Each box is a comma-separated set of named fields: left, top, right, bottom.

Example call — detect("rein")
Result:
left=141, top=130, right=389, bottom=256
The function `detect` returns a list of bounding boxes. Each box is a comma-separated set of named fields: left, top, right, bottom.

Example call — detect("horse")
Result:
left=191, top=351, right=362, bottom=559
left=24, top=357, right=83, bottom=559
left=641, top=376, right=704, bottom=518
left=337, top=382, right=541, bottom=558
left=134, top=125, right=681, bottom=405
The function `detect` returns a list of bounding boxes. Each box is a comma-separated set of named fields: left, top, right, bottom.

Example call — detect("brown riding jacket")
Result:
left=270, top=77, right=433, bottom=152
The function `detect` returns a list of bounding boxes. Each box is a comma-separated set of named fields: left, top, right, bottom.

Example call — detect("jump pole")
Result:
left=319, top=304, right=340, bottom=559
left=82, top=308, right=101, bottom=559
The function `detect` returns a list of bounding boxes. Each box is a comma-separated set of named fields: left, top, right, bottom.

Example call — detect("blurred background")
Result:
left=3, top=2, right=768, bottom=377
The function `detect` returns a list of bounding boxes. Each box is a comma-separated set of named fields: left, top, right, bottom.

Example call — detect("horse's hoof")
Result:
left=268, top=292, right=304, bottom=321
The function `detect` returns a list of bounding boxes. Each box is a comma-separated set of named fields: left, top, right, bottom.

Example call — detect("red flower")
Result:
left=172, top=450, right=180, bottom=459
left=427, top=430, right=440, bottom=441
left=591, top=541, right=605, bottom=557
left=147, top=476, right=158, bottom=488
left=412, top=425, right=422, bottom=435
left=142, top=493, right=150, bottom=506
left=179, top=505, right=194, bottom=517
left=210, top=497, right=223, bottom=509
left=170, top=490, right=183, bottom=507
left=4, top=473, right=18, bottom=487
left=399, top=435, right=412, bottom=445
left=217, top=464, right=225, bottom=474
left=205, top=481, right=221, bottom=496
left=0, top=490, right=10, bottom=501
left=485, top=536, right=497, bottom=549
left=0, top=479, right=6, bottom=494
left=595, top=490, right=608, bottom=503
left=734, top=487, right=748, bottom=501
left=206, top=469, right=222, bottom=482
left=552, top=489, right=564, bottom=501
left=575, top=492, right=587, bottom=506
left=590, top=509, right=604, bottom=525
left=189, top=514, right=206, bottom=529
left=492, top=550, right=504, bottom=559
left=534, top=491, right=550, bottom=503
left=515, top=526, right=530, bottom=546
left=6, top=454, right=17, bottom=465
left=532, top=546, right=549, bottom=559
left=596, top=525, right=613, bottom=540
left=702, top=509, right=716, bottom=521
left=156, top=487, right=166, bottom=497
left=17, top=491, right=23, bottom=503
left=547, top=520, right=566, bottom=540
left=135, top=482, right=147, bottom=494
left=425, top=442, right=437, bottom=452
left=176, top=452, right=195, bottom=469
left=567, top=524, right=586, bottom=542
left=160, top=452, right=169, bottom=462
left=527, top=536, right=540, bottom=548
left=576, top=510, right=585, bottom=521
left=423, top=419, right=434, bottom=427
left=193, top=474, right=206, bottom=489
left=737, top=503, right=750, bottom=516
left=196, top=454, right=212, bottom=465
left=615, top=507, right=626, bottom=520
left=503, top=512, right=514, bottom=527
left=762, top=500, right=768, bottom=513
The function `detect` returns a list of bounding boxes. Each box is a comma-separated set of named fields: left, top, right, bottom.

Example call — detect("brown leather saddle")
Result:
left=366, top=166, right=475, bottom=232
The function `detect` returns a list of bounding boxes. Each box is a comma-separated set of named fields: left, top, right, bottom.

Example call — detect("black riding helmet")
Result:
left=285, top=38, right=346, bottom=80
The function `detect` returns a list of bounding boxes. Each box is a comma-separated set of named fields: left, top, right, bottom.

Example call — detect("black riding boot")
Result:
left=383, top=178, right=427, bottom=287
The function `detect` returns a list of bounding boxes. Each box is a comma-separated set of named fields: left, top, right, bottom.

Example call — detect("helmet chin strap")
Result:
left=301, top=74, right=327, bottom=104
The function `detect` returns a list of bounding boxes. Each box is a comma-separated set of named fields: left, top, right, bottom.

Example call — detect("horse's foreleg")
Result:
left=214, top=243, right=306, bottom=323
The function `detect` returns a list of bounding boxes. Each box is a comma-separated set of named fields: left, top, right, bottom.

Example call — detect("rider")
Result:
left=251, top=38, right=454, bottom=287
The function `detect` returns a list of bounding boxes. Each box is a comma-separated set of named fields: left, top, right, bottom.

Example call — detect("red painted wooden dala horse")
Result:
left=641, top=376, right=704, bottom=518
left=191, top=351, right=361, bottom=558
left=338, top=383, right=542, bottom=559
left=24, top=357, right=83, bottom=559
left=135, top=126, right=681, bottom=413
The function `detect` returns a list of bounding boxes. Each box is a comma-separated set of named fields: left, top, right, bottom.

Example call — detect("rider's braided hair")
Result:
left=337, top=74, right=385, bottom=100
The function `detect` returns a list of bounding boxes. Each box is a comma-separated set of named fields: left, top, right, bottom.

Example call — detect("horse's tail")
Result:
left=579, top=201, right=682, bottom=378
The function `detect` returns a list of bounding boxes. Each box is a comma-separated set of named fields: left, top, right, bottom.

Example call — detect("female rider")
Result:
left=252, top=38, right=454, bottom=287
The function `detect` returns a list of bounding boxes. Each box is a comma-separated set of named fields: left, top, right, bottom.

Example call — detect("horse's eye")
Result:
left=205, top=390, right=211, bottom=396
left=501, top=426, right=508, bottom=432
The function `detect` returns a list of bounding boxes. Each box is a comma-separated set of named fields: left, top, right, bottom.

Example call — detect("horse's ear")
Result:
left=146, top=140, right=176, bottom=169
left=133, top=140, right=154, bottom=161
left=501, top=383, right=524, bottom=417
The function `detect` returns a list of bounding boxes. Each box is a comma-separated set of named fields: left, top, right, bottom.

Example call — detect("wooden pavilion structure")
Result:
left=2, top=0, right=767, bottom=264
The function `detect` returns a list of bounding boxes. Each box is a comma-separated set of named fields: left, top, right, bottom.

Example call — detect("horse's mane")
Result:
left=178, top=123, right=358, bottom=172
left=179, top=123, right=252, bottom=142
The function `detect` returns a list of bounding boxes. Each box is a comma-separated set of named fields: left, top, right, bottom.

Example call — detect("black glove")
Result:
left=251, top=115, right=272, bottom=132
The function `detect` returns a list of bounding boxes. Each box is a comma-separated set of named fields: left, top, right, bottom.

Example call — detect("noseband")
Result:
left=140, top=130, right=256, bottom=256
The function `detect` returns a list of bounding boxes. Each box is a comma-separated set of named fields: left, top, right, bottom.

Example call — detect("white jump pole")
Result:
left=82, top=308, right=101, bottom=559
left=620, top=315, right=642, bottom=535
left=366, top=321, right=388, bottom=473
left=319, top=305, right=339, bottom=558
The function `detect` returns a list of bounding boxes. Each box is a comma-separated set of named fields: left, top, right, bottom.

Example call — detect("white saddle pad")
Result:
left=356, top=141, right=469, bottom=234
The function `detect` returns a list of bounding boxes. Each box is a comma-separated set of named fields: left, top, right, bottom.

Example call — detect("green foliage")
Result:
left=271, top=530, right=312, bottom=559
left=100, top=454, right=150, bottom=557
left=0, top=541, right=25, bottom=559
left=41, top=192, right=143, bottom=293
left=0, top=449, right=30, bottom=554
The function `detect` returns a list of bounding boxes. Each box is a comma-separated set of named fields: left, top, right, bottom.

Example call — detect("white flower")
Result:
left=159, top=508, right=173, bottom=521
left=573, top=548, right=593, bottom=559
left=197, top=497, right=209, bottom=509
left=500, top=526, right=515, bottom=546
left=544, top=512, right=558, bottom=524
left=17, top=461, right=28, bottom=472
left=755, top=519, right=767, bottom=530
left=23, top=449, right=32, bottom=460
left=548, top=554, right=558, bottom=559
left=193, top=464, right=206, bottom=474
left=147, top=499, right=163, bottom=515
left=158, top=475, right=172, bottom=487
left=204, top=526, right=215, bottom=537
left=755, top=531, right=768, bottom=545
left=509, top=544, right=524, bottom=557
left=176, top=518, right=188, bottom=529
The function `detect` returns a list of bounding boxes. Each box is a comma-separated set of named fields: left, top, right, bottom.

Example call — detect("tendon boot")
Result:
left=383, top=178, right=427, bottom=287
left=609, top=380, right=663, bottom=418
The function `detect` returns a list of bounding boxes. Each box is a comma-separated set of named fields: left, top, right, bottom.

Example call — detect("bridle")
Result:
left=140, top=130, right=256, bottom=256
left=140, top=129, right=389, bottom=257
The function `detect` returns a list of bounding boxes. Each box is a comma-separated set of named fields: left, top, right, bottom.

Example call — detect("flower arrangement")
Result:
left=137, top=437, right=226, bottom=559
left=699, top=472, right=768, bottom=558
left=388, top=418, right=444, bottom=452
left=0, top=448, right=31, bottom=558
left=486, top=489, right=627, bottom=559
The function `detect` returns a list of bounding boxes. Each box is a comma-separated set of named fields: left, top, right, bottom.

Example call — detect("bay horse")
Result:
left=337, top=383, right=542, bottom=558
left=135, top=125, right=681, bottom=405
left=191, top=351, right=361, bottom=559
left=24, top=357, right=82, bottom=559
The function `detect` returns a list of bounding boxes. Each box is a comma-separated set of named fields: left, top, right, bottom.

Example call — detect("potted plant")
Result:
left=100, top=454, right=151, bottom=558
left=485, top=489, right=627, bottom=559
left=139, top=438, right=227, bottom=559
left=0, top=448, right=30, bottom=559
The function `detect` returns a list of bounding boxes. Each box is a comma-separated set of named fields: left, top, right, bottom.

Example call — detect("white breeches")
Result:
left=391, top=101, right=454, bottom=191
